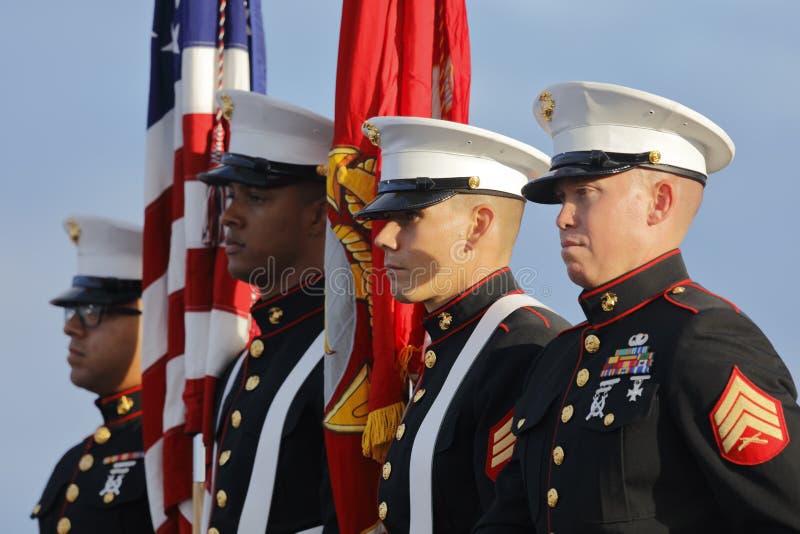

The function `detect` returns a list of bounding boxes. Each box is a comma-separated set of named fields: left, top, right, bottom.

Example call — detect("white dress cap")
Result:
left=219, top=89, right=333, bottom=165
left=64, top=215, right=142, bottom=280
left=533, top=81, right=735, bottom=177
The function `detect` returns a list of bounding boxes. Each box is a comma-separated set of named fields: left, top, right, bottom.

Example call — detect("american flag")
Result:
left=142, top=1, right=265, bottom=532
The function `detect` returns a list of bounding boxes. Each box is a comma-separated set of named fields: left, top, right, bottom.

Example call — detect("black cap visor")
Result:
left=522, top=150, right=708, bottom=204
left=355, top=190, right=457, bottom=220
left=198, top=152, right=324, bottom=188
left=51, top=276, right=142, bottom=307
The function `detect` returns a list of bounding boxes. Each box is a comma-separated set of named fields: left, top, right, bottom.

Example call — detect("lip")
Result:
left=67, top=347, right=84, bottom=366
left=224, top=239, right=244, bottom=255
left=560, top=238, right=582, bottom=248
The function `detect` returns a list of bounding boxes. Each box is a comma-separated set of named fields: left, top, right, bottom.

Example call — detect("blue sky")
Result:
left=2, top=1, right=798, bottom=530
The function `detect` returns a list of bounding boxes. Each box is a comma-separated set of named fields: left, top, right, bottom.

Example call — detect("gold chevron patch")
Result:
left=323, top=364, right=370, bottom=433
left=710, top=365, right=789, bottom=465
left=485, top=410, right=516, bottom=480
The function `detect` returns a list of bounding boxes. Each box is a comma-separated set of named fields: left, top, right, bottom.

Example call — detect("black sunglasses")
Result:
left=64, top=304, right=142, bottom=329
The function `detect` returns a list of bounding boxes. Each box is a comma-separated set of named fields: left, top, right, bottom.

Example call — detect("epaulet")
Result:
left=662, top=281, right=741, bottom=315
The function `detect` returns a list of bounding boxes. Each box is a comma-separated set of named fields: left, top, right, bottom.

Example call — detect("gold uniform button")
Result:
left=79, top=454, right=94, bottom=471
left=382, top=461, right=392, bottom=480
left=103, top=492, right=115, bottom=504
left=413, top=388, right=426, bottom=403
left=424, top=350, right=437, bottom=369
left=94, top=425, right=111, bottom=444
left=250, top=339, right=264, bottom=358
left=552, top=446, right=565, bottom=466
left=57, top=517, right=71, bottom=534
left=216, top=489, right=228, bottom=508
left=604, top=413, right=615, bottom=426
left=584, top=334, right=600, bottom=353
left=576, top=368, right=590, bottom=387
left=396, top=423, right=406, bottom=441
left=32, top=503, right=42, bottom=516
left=517, top=418, right=526, bottom=429
left=547, top=488, right=559, bottom=508
left=231, top=410, right=242, bottom=428
left=561, top=405, right=574, bottom=423
left=600, top=291, right=618, bottom=312
left=208, top=529, right=220, bottom=534
left=378, top=501, right=388, bottom=520
left=245, top=375, right=260, bottom=391
left=219, top=450, right=232, bottom=466
left=672, top=286, right=686, bottom=294
left=66, top=483, right=79, bottom=503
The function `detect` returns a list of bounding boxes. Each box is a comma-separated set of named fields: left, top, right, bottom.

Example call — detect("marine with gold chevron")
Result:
left=476, top=82, right=800, bottom=533
left=355, top=116, right=570, bottom=533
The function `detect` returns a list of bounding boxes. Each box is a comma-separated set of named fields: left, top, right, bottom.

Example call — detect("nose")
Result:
left=556, top=202, right=576, bottom=231
left=63, top=311, right=85, bottom=338
left=220, top=196, right=242, bottom=231
left=374, top=220, right=400, bottom=251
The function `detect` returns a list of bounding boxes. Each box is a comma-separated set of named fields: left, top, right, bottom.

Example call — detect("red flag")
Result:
left=323, top=1, right=470, bottom=531
left=142, top=1, right=265, bottom=532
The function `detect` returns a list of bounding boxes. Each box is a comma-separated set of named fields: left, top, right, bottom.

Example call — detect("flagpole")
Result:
left=192, top=434, right=205, bottom=534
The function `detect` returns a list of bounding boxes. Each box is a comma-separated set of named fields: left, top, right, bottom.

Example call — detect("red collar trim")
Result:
left=423, top=267, right=511, bottom=320
left=580, top=249, right=681, bottom=300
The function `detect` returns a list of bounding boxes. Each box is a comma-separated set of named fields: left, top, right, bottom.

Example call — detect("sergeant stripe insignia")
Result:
left=485, top=410, right=516, bottom=480
left=710, top=365, right=789, bottom=465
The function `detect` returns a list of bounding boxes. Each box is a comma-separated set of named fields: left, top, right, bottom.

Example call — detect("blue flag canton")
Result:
left=147, top=0, right=265, bottom=128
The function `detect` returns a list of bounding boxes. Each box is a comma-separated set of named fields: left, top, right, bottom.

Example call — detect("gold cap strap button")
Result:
left=94, top=425, right=111, bottom=444
left=66, top=483, right=79, bottom=503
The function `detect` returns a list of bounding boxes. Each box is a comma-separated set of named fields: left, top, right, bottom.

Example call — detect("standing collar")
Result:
left=422, top=267, right=520, bottom=343
left=578, top=249, right=690, bottom=325
left=251, top=274, right=325, bottom=335
left=95, top=385, right=143, bottom=426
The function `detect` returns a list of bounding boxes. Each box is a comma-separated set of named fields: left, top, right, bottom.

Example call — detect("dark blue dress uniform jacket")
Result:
left=207, top=276, right=338, bottom=534
left=378, top=268, right=570, bottom=533
left=32, top=387, right=154, bottom=534
left=476, top=250, right=800, bottom=533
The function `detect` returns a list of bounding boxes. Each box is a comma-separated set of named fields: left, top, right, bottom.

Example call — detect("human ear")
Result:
left=466, top=204, right=495, bottom=246
left=305, top=198, right=328, bottom=237
left=648, top=180, right=674, bottom=226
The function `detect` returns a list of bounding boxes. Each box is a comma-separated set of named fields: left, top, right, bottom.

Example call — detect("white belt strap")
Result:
left=408, top=294, right=542, bottom=533
left=237, top=331, right=326, bottom=533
